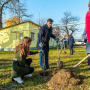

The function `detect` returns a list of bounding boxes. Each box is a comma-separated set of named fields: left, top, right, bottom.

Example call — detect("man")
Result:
left=37, top=18, right=59, bottom=70
left=68, top=34, right=75, bottom=55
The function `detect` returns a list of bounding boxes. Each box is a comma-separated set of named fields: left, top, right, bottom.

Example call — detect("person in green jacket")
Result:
left=11, top=37, right=42, bottom=83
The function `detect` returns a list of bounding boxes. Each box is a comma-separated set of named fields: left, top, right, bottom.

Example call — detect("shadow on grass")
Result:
left=64, top=58, right=87, bottom=66
left=49, top=60, right=89, bottom=75
left=0, top=59, right=55, bottom=89
left=1, top=66, right=90, bottom=90
left=1, top=69, right=56, bottom=90
left=2, top=67, right=90, bottom=90
left=0, top=59, right=12, bottom=66
left=1, top=56, right=89, bottom=90
left=0, top=59, right=12, bottom=69
left=0, top=59, right=12, bottom=80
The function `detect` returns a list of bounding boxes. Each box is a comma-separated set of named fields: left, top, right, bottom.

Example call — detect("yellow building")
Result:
left=0, top=21, right=54, bottom=51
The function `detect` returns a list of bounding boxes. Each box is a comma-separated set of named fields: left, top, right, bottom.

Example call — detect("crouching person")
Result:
left=11, top=37, right=40, bottom=83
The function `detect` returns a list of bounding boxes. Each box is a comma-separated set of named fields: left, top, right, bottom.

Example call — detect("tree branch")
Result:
left=1, top=0, right=12, bottom=9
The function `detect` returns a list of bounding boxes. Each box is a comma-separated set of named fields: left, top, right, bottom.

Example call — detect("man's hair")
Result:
left=47, top=18, right=53, bottom=22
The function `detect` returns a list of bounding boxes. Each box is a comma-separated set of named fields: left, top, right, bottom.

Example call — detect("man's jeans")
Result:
left=39, top=48, right=49, bottom=69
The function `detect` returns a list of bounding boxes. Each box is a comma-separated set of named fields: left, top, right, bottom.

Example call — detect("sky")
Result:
left=25, top=0, right=88, bottom=24
left=4, top=0, right=89, bottom=39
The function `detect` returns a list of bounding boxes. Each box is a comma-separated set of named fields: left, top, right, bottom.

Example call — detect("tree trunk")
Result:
left=67, top=32, right=69, bottom=38
left=0, top=8, right=2, bottom=29
left=65, top=26, right=69, bottom=38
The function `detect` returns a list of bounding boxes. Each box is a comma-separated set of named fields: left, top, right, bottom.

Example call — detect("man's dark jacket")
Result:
left=37, top=24, right=56, bottom=52
left=68, top=35, right=75, bottom=47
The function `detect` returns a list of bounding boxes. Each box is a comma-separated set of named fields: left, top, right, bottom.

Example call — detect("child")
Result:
left=60, top=35, right=67, bottom=54
left=11, top=37, right=42, bottom=83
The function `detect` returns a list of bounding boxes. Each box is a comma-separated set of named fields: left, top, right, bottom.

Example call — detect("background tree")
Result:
left=53, top=26, right=62, bottom=39
left=36, top=17, right=47, bottom=26
left=0, top=0, right=19, bottom=29
left=11, top=2, right=33, bottom=24
left=59, top=11, right=80, bottom=38
left=4, top=16, right=22, bottom=27
left=0, top=0, right=32, bottom=28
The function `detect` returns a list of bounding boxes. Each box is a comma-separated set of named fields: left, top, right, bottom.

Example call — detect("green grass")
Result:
left=0, top=48, right=90, bottom=90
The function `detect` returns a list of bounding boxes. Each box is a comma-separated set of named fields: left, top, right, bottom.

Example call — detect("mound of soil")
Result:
left=47, top=69, right=85, bottom=90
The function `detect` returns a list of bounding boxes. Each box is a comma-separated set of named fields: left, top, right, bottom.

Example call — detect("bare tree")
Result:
left=60, top=11, right=80, bottom=38
left=36, top=18, right=47, bottom=26
left=0, top=0, right=19, bottom=29
left=0, top=0, right=32, bottom=28
left=53, top=26, right=62, bottom=39
left=11, top=2, right=33, bottom=24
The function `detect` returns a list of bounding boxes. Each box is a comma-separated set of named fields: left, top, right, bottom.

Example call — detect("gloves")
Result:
left=39, top=42, right=43, bottom=48
left=55, top=37, right=59, bottom=43
left=38, top=50, right=44, bottom=53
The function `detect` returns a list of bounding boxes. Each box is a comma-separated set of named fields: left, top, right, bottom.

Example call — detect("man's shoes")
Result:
left=24, top=74, right=32, bottom=77
left=13, top=77, right=23, bottom=83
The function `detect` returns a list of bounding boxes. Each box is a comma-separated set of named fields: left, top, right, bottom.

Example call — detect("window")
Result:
left=19, top=33, right=23, bottom=42
left=31, top=32, right=35, bottom=41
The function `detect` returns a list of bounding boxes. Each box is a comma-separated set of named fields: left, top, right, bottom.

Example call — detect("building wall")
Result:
left=29, top=23, right=40, bottom=48
left=0, top=28, right=16, bottom=51
left=0, top=22, right=30, bottom=51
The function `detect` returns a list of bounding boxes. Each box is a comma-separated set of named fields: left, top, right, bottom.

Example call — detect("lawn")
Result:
left=0, top=48, right=90, bottom=90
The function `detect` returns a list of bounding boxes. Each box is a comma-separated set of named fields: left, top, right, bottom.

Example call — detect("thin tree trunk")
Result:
left=67, top=33, right=69, bottom=38
left=66, top=25, right=69, bottom=38
left=0, top=8, right=2, bottom=29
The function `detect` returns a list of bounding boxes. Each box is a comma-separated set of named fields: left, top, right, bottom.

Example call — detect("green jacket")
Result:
left=11, top=49, right=37, bottom=78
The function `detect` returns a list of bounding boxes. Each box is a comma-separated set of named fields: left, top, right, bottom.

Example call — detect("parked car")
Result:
left=74, top=40, right=85, bottom=45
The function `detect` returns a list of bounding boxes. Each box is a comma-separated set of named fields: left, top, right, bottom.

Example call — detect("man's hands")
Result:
left=55, top=37, right=59, bottom=43
left=38, top=50, right=44, bottom=53
left=39, top=37, right=59, bottom=46
left=39, top=42, right=43, bottom=48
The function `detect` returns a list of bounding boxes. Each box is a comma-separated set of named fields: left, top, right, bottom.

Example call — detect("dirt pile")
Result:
left=47, top=69, right=84, bottom=90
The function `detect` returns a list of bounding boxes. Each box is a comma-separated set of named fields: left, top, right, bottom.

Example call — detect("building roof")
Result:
left=0, top=21, right=41, bottom=31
